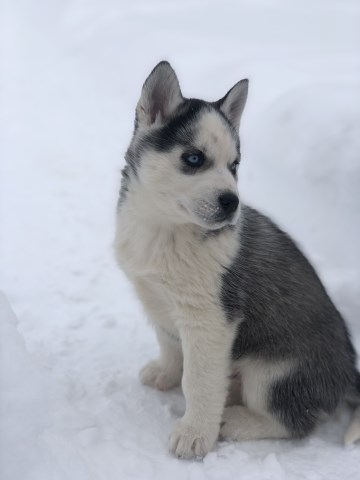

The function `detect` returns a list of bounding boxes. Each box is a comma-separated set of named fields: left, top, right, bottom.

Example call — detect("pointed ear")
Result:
left=215, top=79, right=249, bottom=131
left=136, top=61, right=183, bottom=127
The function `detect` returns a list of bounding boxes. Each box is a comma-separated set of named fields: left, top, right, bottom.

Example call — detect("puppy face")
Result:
left=124, top=62, right=248, bottom=231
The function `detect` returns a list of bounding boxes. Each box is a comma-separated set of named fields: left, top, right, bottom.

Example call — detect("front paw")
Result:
left=169, top=419, right=218, bottom=459
left=139, top=359, right=181, bottom=391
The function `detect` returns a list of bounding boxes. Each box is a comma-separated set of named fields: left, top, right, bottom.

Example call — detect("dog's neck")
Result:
left=115, top=187, right=241, bottom=280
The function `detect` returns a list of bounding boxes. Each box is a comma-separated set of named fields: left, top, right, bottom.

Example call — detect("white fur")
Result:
left=220, top=406, right=289, bottom=441
left=344, top=406, right=360, bottom=445
left=219, top=358, right=294, bottom=442
left=135, top=279, right=182, bottom=391
left=180, top=111, right=240, bottom=228
left=232, top=357, right=294, bottom=415
left=195, top=110, right=238, bottom=166
left=115, top=178, right=240, bottom=457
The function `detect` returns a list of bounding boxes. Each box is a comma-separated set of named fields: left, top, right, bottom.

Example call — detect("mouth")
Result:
left=178, top=199, right=238, bottom=229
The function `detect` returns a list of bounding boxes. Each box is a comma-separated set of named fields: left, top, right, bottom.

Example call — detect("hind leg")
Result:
left=229, top=363, right=336, bottom=441
left=220, top=406, right=289, bottom=441
left=225, top=376, right=244, bottom=407
left=224, top=357, right=318, bottom=441
left=222, top=359, right=290, bottom=440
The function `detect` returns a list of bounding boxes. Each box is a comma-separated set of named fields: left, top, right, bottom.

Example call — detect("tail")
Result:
left=344, top=370, right=360, bottom=445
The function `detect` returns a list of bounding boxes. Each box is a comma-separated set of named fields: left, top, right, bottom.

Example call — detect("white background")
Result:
left=1, top=0, right=360, bottom=479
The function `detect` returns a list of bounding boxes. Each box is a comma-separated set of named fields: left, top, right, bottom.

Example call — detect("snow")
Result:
left=0, top=0, right=359, bottom=479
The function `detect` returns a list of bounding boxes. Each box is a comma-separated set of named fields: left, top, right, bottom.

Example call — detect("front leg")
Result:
left=134, top=279, right=183, bottom=391
left=139, top=326, right=183, bottom=391
left=169, top=308, right=235, bottom=458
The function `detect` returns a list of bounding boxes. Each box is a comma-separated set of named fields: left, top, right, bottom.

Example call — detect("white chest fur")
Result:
left=114, top=202, right=240, bottom=312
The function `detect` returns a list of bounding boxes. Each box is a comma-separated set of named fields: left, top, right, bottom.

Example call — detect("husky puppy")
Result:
left=114, top=61, right=360, bottom=458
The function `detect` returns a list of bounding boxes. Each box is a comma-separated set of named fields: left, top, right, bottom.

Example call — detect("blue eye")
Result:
left=187, top=154, right=200, bottom=163
left=182, top=152, right=205, bottom=168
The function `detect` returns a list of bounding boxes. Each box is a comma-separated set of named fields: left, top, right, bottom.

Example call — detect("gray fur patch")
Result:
left=118, top=165, right=131, bottom=207
left=220, top=205, right=359, bottom=436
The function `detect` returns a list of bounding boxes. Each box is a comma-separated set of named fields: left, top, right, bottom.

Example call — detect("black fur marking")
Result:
left=228, top=157, right=240, bottom=177
left=346, top=369, right=360, bottom=405
left=123, top=97, right=241, bottom=193
left=122, top=98, right=207, bottom=181
left=220, top=205, right=359, bottom=436
left=270, top=367, right=337, bottom=437
left=142, top=98, right=208, bottom=152
left=118, top=165, right=130, bottom=206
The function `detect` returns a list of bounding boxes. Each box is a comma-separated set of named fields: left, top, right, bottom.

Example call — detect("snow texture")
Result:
left=1, top=0, right=360, bottom=479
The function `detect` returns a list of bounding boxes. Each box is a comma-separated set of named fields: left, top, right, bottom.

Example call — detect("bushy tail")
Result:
left=344, top=371, right=360, bottom=445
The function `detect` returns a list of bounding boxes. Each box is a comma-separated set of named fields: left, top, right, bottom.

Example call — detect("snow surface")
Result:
left=1, top=0, right=360, bottom=479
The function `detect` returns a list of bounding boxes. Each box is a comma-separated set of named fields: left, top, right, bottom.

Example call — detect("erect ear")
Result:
left=215, top=79, right=249, bottom=131
left=136, top=61, right=183, bottom=127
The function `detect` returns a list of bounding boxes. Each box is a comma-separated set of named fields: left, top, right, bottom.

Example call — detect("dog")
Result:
left=114, top=61, right=360, bottom=458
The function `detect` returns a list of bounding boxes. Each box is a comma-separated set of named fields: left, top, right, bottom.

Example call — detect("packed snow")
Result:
left=1, top=0, right=360, bottom=479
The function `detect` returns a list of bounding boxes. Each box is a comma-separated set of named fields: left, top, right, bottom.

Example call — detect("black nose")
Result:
left=218, top=192, right=239, bottom=214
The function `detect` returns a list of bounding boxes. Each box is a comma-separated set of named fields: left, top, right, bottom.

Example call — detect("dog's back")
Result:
left=223, top=205, right=359, bottom=437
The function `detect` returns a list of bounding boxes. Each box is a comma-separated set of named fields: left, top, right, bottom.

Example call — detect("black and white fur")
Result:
left=114, top=61, right=360, bottom=458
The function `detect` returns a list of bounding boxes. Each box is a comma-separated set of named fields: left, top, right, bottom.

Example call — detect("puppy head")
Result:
left=126, top=61, right=248, bottom=231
